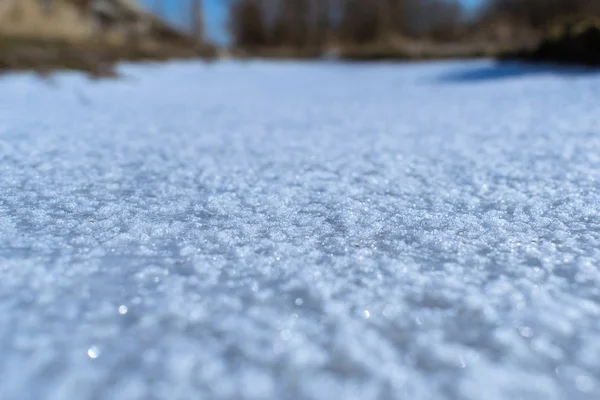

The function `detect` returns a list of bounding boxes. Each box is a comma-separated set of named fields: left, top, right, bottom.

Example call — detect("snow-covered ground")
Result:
left=1, top=60, right=600, bottom=400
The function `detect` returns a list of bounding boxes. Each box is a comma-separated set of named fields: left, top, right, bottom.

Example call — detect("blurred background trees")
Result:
left=225, top=0, right=482, bottom=52
left=481, top=0, right=599, bottom=29
left=227, top=0, right=468, bottom=49
left=1, top=0, right=599, bottom=68
left=226, top=0, right=600, bottom=52
left=3, top=0, right=598, bottom=50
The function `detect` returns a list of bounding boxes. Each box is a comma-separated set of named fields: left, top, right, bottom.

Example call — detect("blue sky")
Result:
left=142, top=0, right=484, bottom=43
left=141, top=0, right=229, bottom=42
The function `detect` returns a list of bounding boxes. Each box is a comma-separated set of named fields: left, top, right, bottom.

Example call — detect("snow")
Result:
left=1, top=60, right=600, bottom=400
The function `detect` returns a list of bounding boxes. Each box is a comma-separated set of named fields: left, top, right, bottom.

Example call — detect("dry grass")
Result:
left=0, top=0, right=94, bottom=42
left=231, top=38, right=521, bottom=62
left=0, top=36, right=217, bottom=77
left=0, top=0, right=216, bottom=76
left=230, top=46, right=327, bottom=60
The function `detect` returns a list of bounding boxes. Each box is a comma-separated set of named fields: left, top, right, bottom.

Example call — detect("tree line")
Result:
left=228, top=0, right=600, bottom=50
left=481, top=0, right=600, bottom=29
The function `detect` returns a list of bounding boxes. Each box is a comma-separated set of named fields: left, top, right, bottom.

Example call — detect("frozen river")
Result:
left=1, top=60, right=600, bottom=399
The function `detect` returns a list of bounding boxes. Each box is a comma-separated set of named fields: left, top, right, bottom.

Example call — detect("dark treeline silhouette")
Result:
left=227, top=0, right=600, bottom=57
left=489, top=0, right=600, bottom=66
left=482, top=0, right=600, bottom=29
left=228, top=0, right=465, bottom=50
left=3, top=0, right=599, bottom=71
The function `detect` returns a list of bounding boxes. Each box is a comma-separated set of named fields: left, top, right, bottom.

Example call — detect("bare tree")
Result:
left=339, top=0, right=381, bottom=44
left=228, top=0, right=468, bottom=51
left=153, top=0, right=165, bottom=18
left=270, top=0, right=311, bottom=47
left=312, top=0, right=333, bottom=45
left=229, top=0, right=269, bottom=48
left=40, top=0, right=53, bottom=14
left=483, top=0, right=595, bottom=29
left=191, top=0, right=205, bottom=43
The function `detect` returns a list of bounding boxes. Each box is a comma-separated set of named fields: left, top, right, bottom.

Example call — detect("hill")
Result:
left=0, top=0, right=214, bottom=75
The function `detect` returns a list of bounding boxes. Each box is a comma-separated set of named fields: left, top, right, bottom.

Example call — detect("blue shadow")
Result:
left=438, top=61, right=600, bottom=82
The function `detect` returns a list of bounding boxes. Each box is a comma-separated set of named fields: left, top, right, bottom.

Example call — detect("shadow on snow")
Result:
left=437, top=61, right=600, bottom=82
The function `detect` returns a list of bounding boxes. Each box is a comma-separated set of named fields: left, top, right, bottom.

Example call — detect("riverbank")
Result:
left=0, top=36, right=216, bottom=77
left=2, top=19, right=599, bottom=77
left=0, top=0, right=215, bottom=76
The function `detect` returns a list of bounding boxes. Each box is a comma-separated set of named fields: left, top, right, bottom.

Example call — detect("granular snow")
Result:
left=0, top=60, right=599, bottom=399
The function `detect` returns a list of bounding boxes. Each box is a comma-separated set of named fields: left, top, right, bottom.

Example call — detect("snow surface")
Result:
left=1, top=60, right=600, bottom=400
